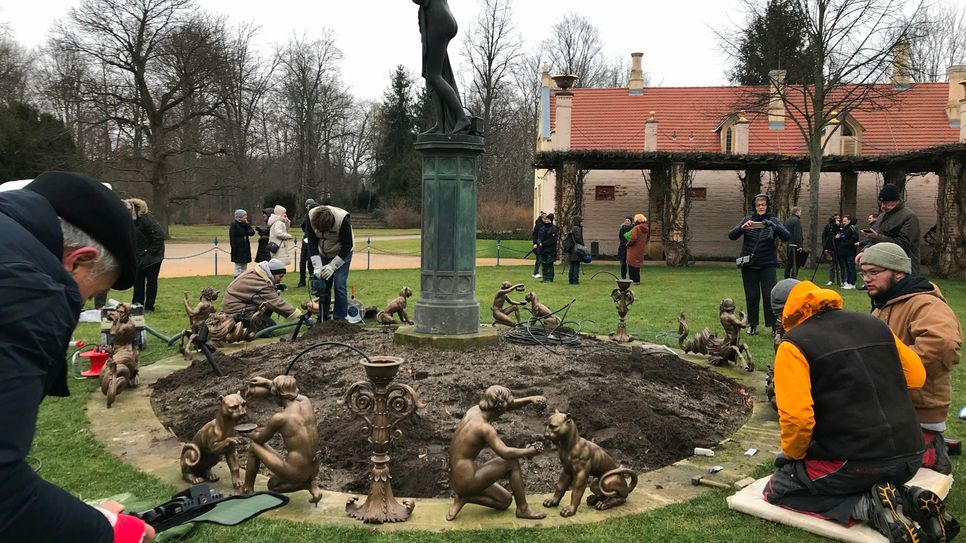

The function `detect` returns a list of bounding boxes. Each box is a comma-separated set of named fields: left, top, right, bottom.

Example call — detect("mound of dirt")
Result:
left=151, top=325, right=751, bottom=498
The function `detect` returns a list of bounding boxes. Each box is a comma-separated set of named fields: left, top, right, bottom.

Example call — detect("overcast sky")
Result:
left=4, top=0, right=958, bottom=102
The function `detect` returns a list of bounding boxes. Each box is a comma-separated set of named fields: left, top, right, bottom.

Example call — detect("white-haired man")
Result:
left=0, top=172, right=153, bottom=543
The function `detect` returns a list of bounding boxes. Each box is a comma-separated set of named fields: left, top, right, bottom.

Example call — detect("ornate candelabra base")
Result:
left=610, top=320, right=634, bottom=343
left=346, top=463, right=415, bottom=523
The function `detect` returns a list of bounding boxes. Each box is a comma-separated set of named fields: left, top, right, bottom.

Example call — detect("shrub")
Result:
left=382, top=201, right=422, bottom=228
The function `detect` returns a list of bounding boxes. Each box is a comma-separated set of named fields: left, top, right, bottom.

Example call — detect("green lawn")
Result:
left=168, top=224, right=421, bottom=244
left=363, top=238, right=532, bottom=258
left=43, top=265, right=966, bottom=542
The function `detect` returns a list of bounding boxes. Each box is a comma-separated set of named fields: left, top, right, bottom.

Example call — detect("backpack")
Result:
left=562, top=232, right=575, bottom=253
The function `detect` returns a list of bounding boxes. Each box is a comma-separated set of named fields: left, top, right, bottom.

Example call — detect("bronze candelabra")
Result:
left=609, top=279, right=636, bottom=343
left=341, top=356, right=423, bottom=523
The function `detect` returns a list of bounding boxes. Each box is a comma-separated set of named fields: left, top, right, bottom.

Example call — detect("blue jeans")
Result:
left=569, top=261, right=580, bottom=284
left=314, top=252, right=352, bottom=320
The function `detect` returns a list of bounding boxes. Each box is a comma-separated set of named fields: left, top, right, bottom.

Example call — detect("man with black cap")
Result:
left=861, top=242, right=962, bottom=476
left=223, top=258, right=302, bottom=330
left=0, top=172, right=154, bottom=543
left=767, top=278, right=957, bottom=543
left=862, top=183, right=921, bottom=275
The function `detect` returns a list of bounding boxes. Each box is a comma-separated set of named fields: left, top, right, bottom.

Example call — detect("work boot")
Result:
left=861, top=483, right=924, bottom=543
left=746, top=325, right=757, bottom=336
left=923, top=431, right=953, bottom=475
left=296, top=281, right=306, bottom=288
left=902, top=485, right=960, bottom=543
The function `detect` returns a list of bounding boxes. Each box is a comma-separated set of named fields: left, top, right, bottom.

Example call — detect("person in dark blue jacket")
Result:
left=536, top=213, right=558, bottom=282
left=0, top=172, right=151, bottom=543
left=728, top=193, right=790, bottom=337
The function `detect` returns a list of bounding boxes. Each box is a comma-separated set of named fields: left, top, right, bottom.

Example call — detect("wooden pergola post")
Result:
left=665, top=162, right=692, bottom=267
left=935, top=155, right=966, bottom=278
left=647, top=164, right=668, bottom=260
left=840, top=171, right=858, bottom=218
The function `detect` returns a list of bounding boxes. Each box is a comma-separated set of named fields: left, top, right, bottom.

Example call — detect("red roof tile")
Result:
left=550, top=83, right=958, bottom=156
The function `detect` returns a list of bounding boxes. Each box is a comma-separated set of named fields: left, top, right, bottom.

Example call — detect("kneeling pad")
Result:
left=726, top=468, right=953, bottom=543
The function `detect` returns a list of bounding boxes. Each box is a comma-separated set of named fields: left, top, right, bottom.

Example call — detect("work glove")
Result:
left=311, top=255, right=324, bottom=278
left=317, top=256, right=345, bottom=280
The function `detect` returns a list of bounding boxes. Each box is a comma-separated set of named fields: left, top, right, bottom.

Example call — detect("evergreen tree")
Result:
left=0, top=101, right=76, bottom=180
left=728, top=0, right=814, bottom=85
left=373, top=66, right=421, bottom=204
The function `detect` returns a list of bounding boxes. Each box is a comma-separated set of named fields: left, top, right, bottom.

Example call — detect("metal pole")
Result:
left=213, top=237, right=218, bottom=276
left=367, top=236, right=371, bottom=271
left=496, top=238, right=501, bottom=267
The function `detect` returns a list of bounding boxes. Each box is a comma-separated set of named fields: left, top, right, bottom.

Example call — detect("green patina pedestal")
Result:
left=413, top=133, right=485, bottom=335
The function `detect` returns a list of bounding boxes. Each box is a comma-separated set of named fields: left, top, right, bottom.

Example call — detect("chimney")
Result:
left=644, top=111, right=658, bottom=151
left=629, top=52, right=645, bottom=96
left=734, top=112, right=750, bottom=154
left=551, top=74, right=577, bottom=151
left=891, top=41, right=912, bottom=87
left=768, top=70, right=786, bottom=130
left=823, top=111, right=842, bottom=156
left=947, top=65, right=966, bottom=126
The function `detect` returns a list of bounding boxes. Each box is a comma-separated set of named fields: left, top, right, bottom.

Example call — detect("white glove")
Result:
left=311, top=256, right=324, bottom=278
left=319, top=263, right=336, bottom=279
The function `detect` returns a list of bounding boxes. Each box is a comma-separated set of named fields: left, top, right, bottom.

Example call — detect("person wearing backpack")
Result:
left=565, top=216, right=584, bottom=285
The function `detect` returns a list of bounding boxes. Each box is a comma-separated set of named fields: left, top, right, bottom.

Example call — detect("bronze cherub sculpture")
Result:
left=376, top=287, right=414, bottom=325
left=240, top=375, right=323, bottom=504
left=99, top=303, right=140, bottom=408
left=491, top=281, right=526, bottom=327
left=446, top=385, right=546, bottom=521
left=543, top=411, right=637, bottom=516
left=178, top=288, right=219, bottom=354
left=678, top=303, right=754, bottom=372
left=180, top=393, right=247, bottom=488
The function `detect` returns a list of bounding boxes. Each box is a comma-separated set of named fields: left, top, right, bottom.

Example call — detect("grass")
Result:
left=364, top=238, right=532, bottom=259
left=42, top=264, right=966, bottom=542
left=168, top=225, right=421, bottom=244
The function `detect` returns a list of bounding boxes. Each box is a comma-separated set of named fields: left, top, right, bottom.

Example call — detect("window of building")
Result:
left=595, top=185, right=615, bottom=200
left=689, top=187, right=707, bottom=200
left=840, top=121, right=861, bottom=156
left=724, top=126, right=733, bottom=154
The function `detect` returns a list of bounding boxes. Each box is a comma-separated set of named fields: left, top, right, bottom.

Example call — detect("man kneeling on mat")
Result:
left=766, top=279, right=959, bottom=543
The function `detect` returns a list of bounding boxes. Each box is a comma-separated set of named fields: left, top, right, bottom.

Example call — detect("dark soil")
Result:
left=152, top=322, right=752, bottom=498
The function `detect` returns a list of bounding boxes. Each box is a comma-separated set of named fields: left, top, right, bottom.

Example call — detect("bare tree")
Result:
left=461, top=0, right=522, bottom=132
left=542, top=12, right=610, bottom=88
left=0, top=31, right=32, bottom=104
left=729, top=0, right=925, bottom=257
left=54, top=0, right=231, bottom=231
left=908, top=0, right=966, bottom=82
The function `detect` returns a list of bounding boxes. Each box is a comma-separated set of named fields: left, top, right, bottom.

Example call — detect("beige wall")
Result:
left=554, top=169, right=938, bottom=260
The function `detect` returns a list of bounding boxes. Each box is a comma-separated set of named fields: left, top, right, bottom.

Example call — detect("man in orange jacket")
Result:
left=765, top=279, right=958, bottom=543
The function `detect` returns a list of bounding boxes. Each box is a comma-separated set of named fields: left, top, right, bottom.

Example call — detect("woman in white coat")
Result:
left=268, top=205, right=293, bottom=266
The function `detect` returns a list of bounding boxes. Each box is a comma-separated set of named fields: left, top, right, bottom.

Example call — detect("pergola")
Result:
left=534, top=144, right=966, bottom=276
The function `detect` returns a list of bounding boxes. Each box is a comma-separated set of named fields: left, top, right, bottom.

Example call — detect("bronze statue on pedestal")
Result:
left=609, top=279, right=636, bottom=343
left=180, top=393, right=247, bottom=488
left=240, top=375, right=323, bottom=504
left=492, top=282, right=525, bottom=326
left=446, top=385, right=546, bottom=521
left=543, top=411, right=637, bottom=516
left=99, top=303, right=140, bottom=408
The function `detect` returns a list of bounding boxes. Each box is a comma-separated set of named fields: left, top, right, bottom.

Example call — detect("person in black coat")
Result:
left=536, top=213, right=558, bottom=282
left=531, top=211, right=546, bottom=278
left=835, top=215, right=859, bottom=288
left=0, top=172, right=153, bottom=543
left=822, top=215, right=842, bottom=286
left=126, top=198, right=165, bottom=312
left=229, top=209, right=255, bottom=277
left=297, top=199, right=318, bottom=288
left=728, top=193, right=791, bottom=337
left=783, top=207, right=804, bottom=279
left=253, top=207, right=273, bottom=263
left=566, top=216, right=584, bottom=284
left=618, top=216, right=633, bottom=279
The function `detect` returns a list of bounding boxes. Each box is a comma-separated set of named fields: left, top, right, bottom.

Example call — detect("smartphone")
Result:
left=748, top=221, right=765, bottom=229
left=861, top=229, right=874, bottom=233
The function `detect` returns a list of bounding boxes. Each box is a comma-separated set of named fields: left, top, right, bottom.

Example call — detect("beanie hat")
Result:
left=273, top=205, right=286, bottom=216
left=304, top=198, right=318, bottom=209
left=26, top=171, right=137, bottom=291
left=234, top=209, right=247, bottom=220
left=546, top=213, right=554, bottom=222
left=259, top=258, right=287, bottom=276
left=860, top=242, right=911, bottom=274
left=771, top=278, right=801, bottom=323
left=879, top=184, right=901, bottom=202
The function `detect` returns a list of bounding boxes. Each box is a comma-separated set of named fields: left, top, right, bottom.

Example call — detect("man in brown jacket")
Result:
left=861, top=242, right=962, bottom=475
left=223, top=258, right=301, bottom=330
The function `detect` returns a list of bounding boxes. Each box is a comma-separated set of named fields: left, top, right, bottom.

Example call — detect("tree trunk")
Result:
left=839, top=172, right=857, bottom=218
left=555, top=161, right=582, bottom=259
left=885, top=167, right=908, bottom=197
left=772, top=164, right=800, bottom=266
left=647, top=165, right=668, bottom=260
left=664, top=163, right=692, bottom=267
left=806, top=138, right=824, bottom=258
left=148, top=153, right=170, bottom=238
left=742, top=168, right=762, bottom=215
left=935, top=155, right=966, bottom=278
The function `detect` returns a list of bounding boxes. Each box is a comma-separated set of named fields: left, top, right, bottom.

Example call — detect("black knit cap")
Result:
left=25, top=171, right=137, bottom=290
left=879, top=183, right=901, bottom=202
